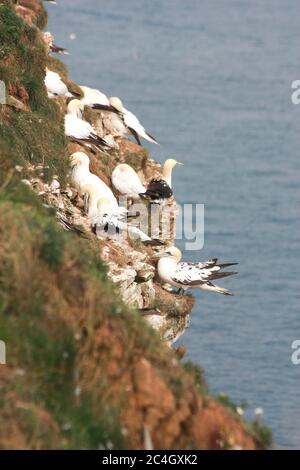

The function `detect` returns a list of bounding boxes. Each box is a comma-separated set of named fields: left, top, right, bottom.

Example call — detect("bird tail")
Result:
left=211, top=284, right=234, bottom=296
left=51, top=44, right=70, bottom=55
left=145, top=131, right=159, bottom=145
left=209, top=270, right=239, bottom=281
left=88, top=133, right=111, bottom=150
left=217, top=262, right=238, bottom=270
left=201, top=282, right=234, bottom=296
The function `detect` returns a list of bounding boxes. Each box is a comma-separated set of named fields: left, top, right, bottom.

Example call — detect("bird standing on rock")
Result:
left=157, top=246, right=238, bottom=296
left=141, top=158, right=183, bottom=203
left=84, top=195, right=163, bottom=246
left=70, top=152, right=117, bottom=208
left=112, top=163, right=146, bottom=200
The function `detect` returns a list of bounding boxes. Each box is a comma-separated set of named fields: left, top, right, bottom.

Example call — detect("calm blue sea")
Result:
left=47, top=0, right=300, bottom=449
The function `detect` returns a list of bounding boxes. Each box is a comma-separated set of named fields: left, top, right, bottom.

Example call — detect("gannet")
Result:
left=80, top=86, right=120, bottom=114
left=109, top=97, right=158, bottom=145
left=157, top=247, right=238, bottom=295
left=84, top=195, right=162, bottom=245
left=65, top=100, right=109, bottom=150
left=43, top=32, right=69, bottom=55
left=70, top=152, right=117, bottom=208
left=111, top=163, right=146, bottom=199
left=45, top=69, right=73, bottom=98
left=141, top=159, right=183, bottom=203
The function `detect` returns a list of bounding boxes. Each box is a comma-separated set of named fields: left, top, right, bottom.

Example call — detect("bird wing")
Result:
left=141, top=178, right=173, bottom=200
left=172, top=260, right=238, bottom=286
left=123, top=109, right=158, bottom=144
left=81, top=88, right=110, bottom=107
left=112, top=166, right=146, bottom=195
left=65, top=115, right=92, bottom=139
left=45, top=72, right=68, bottom=96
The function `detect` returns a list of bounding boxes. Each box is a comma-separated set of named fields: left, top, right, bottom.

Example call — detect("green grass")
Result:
left=0, top=1, right=272, bottom=450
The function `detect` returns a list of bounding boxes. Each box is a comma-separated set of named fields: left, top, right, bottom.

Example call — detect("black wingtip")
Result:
left=210, top=271, right=239, bottom=281
left=218, top=262, right=239, bottom=269
left=146, top=132, right=159, bottom=144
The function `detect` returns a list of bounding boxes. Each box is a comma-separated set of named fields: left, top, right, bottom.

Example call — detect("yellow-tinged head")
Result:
left=158, top=246, right=182, bottom=262
left=67, top=99, right=84, bottom=117
left=162, top=159, right=183, bottom=187
left=70, top=151, right=90, bottom=168
left=163, top=158, right=183, bottom=173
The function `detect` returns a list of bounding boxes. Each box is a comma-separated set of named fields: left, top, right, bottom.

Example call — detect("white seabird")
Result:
left=111, top=163, right=146, bottom=199
left=43, top=32, right=69, bottom=55
left=109, top=97, right=158, bottom=146
left=141, top=158, right=183, bottom=203
left=44, top=68, right=73, bottom=98
left=70, top=152, right=117, bottom=207
left=80, top=86, right=120, bottom=114
left=65, top=100, right=109, bottom=150
left=82, top=194, right=163, bottom=245
left=157, top=246, right=238, bottom=296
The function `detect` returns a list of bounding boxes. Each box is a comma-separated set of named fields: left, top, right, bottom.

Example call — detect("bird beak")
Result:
left=177, top=162, right=184, bottom=166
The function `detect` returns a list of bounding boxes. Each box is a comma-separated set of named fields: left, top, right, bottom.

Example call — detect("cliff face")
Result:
left=0, top=0, right=270, bottom=450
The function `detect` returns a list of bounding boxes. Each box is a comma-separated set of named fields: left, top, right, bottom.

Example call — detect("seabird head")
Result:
left=109, top=97, right=123, bottom=113
left=70, top=151, right=90, bottom=168
left=67, top=99, right=84, bottom=117
left=157, top=246, right=182, bottom=262
left=163, top=158, right=183, bottom=172
left=162, top=159, right=183, bottom=187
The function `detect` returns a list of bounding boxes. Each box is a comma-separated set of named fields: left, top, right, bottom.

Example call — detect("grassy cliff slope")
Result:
left=0, top=0, right=271, bottom=450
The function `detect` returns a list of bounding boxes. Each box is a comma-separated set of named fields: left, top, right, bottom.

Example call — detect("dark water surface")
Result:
left=47, top=0, right=300, bottom=449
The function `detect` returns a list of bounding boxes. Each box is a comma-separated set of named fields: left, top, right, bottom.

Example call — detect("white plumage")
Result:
left=109, top=97, right=158, bottom=145
left=70, top=152, right=118, bottom=209
left=89, top=197, right=162, bottom=245
left=45, top=69, right=72, bottom=98
left=140, top=159, right=183, bottom=203
left=123, top=108, right=158, bottom=145
left=157, top=247, right=238, bottom=296
left=80, top=86, right=116, bottom=113
left=65, top=100, right=108, bottom=149
left=43, top=32, right=69, bottom=55
left=111, top=164, right=146, bottom=199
